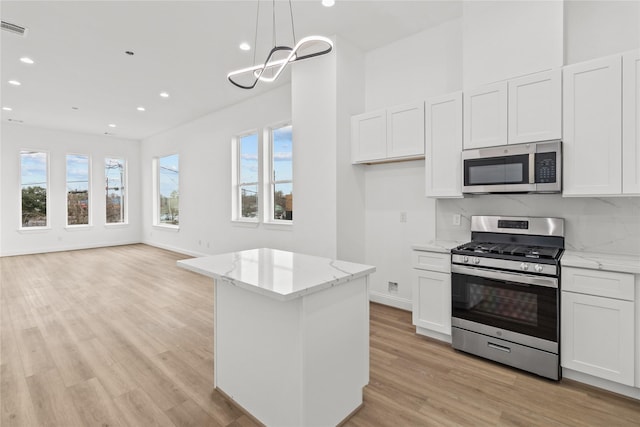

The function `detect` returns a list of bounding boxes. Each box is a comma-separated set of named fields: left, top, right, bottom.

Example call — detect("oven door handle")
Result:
left=451, top=264, right=558, bottom=289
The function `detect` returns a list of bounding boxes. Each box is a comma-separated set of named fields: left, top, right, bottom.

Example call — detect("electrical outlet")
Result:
left=453, top=214, right=461, bottom=226
left=400, top=212, right=407, bottom=223
left=388, top=281, right=398, bottom=292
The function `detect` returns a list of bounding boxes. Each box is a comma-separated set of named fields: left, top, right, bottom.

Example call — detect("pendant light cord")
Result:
left=288, top=0, right=296, bottom=45
left=252, top=0, right=260, bottom=66
left=272, top=0, right=276, bottom=47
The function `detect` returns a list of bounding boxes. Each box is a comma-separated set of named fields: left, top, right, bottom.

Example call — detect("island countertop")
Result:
left=177, top=248, right=376, bottom=301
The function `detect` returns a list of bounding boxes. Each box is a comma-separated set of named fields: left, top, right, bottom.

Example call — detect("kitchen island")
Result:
left=177, top=248, right=375, bottom=426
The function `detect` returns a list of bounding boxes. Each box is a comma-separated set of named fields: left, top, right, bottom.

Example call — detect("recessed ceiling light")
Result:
left=8, top=80, right=21, bottom=86
left=322, top=0, right=335, bottom=7
left=108, top=123, right=117, bottom=128
left=2, top=106, right=13, bottom=111
left=239, top=42, right=251, bottom=51
left=159, top=92, right=170, bottom=98
left=20, top=57, right=34, bottom=64
left=137, top=106, right=146, bottom=111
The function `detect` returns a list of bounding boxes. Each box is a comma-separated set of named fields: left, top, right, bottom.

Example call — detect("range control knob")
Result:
left=520, top=263, right=529, bottom=271
left=473, top=257, right=480, bottom=265
left=534, top=264, right=543, bottom=273
left=463, top=256, right=469, bottom=263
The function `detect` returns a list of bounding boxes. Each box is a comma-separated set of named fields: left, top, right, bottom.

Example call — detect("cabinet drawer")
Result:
left=562, top=267, right=634, bottom=300
left=412, top=251, right=450, bottom=273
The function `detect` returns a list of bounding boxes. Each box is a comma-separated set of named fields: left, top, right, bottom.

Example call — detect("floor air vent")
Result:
left=1, top=21, right=28, bottom=36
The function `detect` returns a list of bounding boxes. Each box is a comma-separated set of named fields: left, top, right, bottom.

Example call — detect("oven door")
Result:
left=451, top=264, right=558, bottom=352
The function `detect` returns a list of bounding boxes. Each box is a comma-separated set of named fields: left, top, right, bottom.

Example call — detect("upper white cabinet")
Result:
left=351, top=110, right=386, bottom=163
left=463, top=81, right=508, bottom=149
left=563, top=55, right=623, bottom=196
left=508, top=69, right=562, bottom=144
left=464, top=70, right=562, bottom=150
left=351, top=102, right=424, bottom=164
left=623, top=49, right=640, bottom=195
left=425, top=92, right=463, bottom=198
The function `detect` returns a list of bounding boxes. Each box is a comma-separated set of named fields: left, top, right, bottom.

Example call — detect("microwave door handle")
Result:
left=529, top=154, right=535, bottom=184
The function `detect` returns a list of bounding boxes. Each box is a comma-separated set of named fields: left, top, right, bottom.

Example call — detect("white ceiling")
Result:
left=1, top=0, right=462, bottom=140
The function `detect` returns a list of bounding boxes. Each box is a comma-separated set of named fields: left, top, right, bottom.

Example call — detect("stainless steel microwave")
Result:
left=462, top=140, right=561, bottom=194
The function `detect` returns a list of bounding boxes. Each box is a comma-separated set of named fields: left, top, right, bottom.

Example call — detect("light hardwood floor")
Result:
left=1, top=244, right=639, bottom=426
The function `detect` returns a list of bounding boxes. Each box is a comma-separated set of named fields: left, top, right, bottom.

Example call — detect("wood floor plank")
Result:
left=2, top=244, right=640, bottom=427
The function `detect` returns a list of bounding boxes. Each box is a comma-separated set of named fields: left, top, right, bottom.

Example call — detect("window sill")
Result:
left=153, top=224, right=180, bottom=232
left=65, top=225, right=93, bottom=231
left=232, top=219, right=260, bottom=228
left=17, top=226, right=51, bottom=233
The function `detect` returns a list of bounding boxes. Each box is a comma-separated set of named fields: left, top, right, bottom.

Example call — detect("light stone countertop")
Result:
left=561, top=251, right=640, bottom=275
left=177, top=248, right=376, bottom=301
left=412, top=240, right=464, bottom=254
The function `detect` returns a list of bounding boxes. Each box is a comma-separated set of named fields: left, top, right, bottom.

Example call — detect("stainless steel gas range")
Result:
left=450, top=215, right=564, bottom=380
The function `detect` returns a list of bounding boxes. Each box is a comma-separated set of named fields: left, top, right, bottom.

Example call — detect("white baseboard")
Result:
left=141, top=240, right=208, bottom=258
left=416, top=326, right=452, bottom=344
left=0, top=240, right=141, bottom=257
left=562, top=368, right=640, bottom=400
left=368, top=291, right=412, bottom=311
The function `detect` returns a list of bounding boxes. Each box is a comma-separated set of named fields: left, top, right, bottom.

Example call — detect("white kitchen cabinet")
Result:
left=463, top=81, right=508, bottom=149
left=623, top=49, right=640, bottom=195
left=351, top=110, right=386, bottom=163
left=561, top=266, right=635, bottom=387
left=351, top=102, right=424, bottom=164
left=563, top=55, right=623, bottom=196
left=387, top=102, right=425, bottom=159
left=508, top=69, right=562, bottom=144
left=412, top=250, right=451, bottom=341
left=425, top=92, right=463, bottom=198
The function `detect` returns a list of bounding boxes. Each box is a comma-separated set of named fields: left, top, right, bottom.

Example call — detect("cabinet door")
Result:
left=387, top=102, right=425, bottom=159
left=412, top=269, right=451, bottom=335
left=463, top=81, right=508, bottom=149
left=623, top=49, right=640, bottom=195
left=563, top=56, right=622, bottom=196
left=351, top=110, right=387, bottom=164
left=561, top=291, right=635, bottom=386
left=508, top=69, right=562, bottom=144
left=425, top=92, right=463, bottom=198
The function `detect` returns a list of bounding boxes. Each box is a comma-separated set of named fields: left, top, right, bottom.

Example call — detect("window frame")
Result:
left=264, top=122, right=293, bottom=225
left=19, top=149, right=50, bottom=230
left=232, top=130, right=262, bottom=224
left=64, top=153, right=92, bottom=228
left=154, top=153, right=180, bottom=229
left=104, top=156, right=128, bottom=226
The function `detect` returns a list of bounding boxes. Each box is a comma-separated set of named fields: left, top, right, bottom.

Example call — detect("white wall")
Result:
left=362, top=18, right=462, bottom=309
left=462, top=0, right=564, bottom=88
left=0, top=123, right=142, bottom=256
left=564, top=0, right=640, bottom=65
left=140, top=85, right=294, bottom=256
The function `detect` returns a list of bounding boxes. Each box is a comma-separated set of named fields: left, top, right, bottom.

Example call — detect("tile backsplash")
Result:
left=436, top=194, right=640, bottom=255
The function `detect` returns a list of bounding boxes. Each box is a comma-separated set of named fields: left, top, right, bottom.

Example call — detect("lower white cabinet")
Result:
left=412, top=269, right=451, bottom=335
left=412, top=250, right=451, bottom=341
left=561, top=267, right=636, bottom=386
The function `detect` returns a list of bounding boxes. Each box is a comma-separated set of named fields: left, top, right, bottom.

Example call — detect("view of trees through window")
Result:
left=20, top=151, right=48, bottom=227
left=66, top=154, right=90, bottom=225
left=271, top=125, right=293, bottom=221
left=239, top=133, right=259, bottom=219
left=105, top=158, right=126, bottom=223
left=158, top=154, right=179, bottom=225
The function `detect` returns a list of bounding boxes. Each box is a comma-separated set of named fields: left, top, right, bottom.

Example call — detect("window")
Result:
left=269, top=124, right=293, bottom=221
left=66, top=154, right=90, bottom=226
left=20, top=151, right=49, bottom=228
left=237, top=133, right=259, bottom=220
left=157, top=154, right=179, bottom=226
left=105, top=158, right=126, bottom=224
